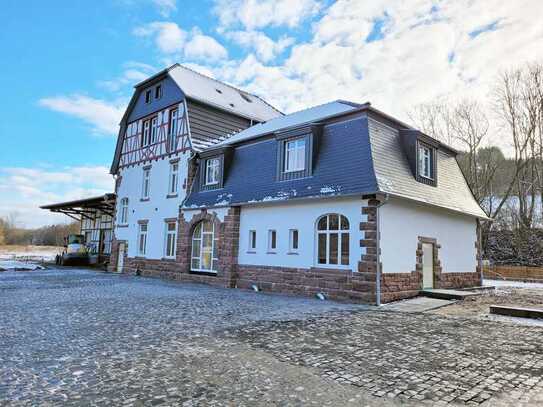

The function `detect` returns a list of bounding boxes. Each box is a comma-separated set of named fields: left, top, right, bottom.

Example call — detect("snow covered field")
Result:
left=0, top=246, right=61, bottom=270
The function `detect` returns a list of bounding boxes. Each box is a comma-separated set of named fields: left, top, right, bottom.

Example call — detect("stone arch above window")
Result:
left=316, top=214, right=350, bottom=267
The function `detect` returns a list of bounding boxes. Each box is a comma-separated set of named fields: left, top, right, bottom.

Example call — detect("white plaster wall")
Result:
left=238, top=197, right=365, bottom=270
left=380, top=197, right=477, bottom=274
left=115, top=150, right=190, bottom=259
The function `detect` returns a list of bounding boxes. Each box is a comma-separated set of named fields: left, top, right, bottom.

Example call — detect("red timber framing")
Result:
left=40, top=194, right=116, bottom=263
left=119, top=100, right=192, bottom=169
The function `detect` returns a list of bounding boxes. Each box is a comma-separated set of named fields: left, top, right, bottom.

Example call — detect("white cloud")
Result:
left=226, top=30, right=294, bottom=62
left=214, top=0, right=322, bottom=30
left=184, top=28, right=228, bottom=61
left=133, top=21, right=187, bottom=53
left=0, top=166, right=114, bottom=228
left=38, top=95, right=125, bottom=135
left=133, top=22, right=228, bottom=61
left=98, top=61, right=157, bottom=91
left=152, top=0, right=176, bottom=17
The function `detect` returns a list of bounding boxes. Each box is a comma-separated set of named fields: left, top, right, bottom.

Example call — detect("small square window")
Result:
left=268, top=230, right=277, bottom=252
left=145, top=90, right=152, bottom=104
left=289, top=229, right=299, bottom=252
left=205, top=158, right=220, bottom=186
left=248, top=230, right=256, bottom=251
left=155, top=84, right=162, bottom=99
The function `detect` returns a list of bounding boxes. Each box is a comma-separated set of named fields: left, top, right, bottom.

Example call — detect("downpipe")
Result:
left=375, top=193, right=389, bottom=307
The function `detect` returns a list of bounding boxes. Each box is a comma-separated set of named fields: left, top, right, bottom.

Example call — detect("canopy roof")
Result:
left=41, top=194, right=116, bottom=221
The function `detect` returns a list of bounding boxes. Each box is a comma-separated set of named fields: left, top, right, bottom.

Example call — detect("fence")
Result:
left=483, top=265, right=543, bottom=282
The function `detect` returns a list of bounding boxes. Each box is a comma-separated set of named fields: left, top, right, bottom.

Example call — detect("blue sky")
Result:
left=1, top=0, right=541, bottom=227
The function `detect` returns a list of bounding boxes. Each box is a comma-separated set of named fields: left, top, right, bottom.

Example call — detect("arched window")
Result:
left=316, top=214, right=350, bottom=266
left=191, top=220, right=219, bottom=272
left=119, top=198, right=129, bottom=224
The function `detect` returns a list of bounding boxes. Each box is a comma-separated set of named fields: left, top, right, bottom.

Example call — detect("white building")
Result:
left=108, top=64, right=488, bottom=304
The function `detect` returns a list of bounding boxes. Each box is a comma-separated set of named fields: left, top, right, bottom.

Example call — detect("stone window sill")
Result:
left=134, top=256, right=147, bottom=259
left=266, top=251, right=277, bottom=255
left=287, top=251, right=299, bottom=255
left=117, top=224, right=129, bottom=228
left=140, top=198, right=150, bottom=202
left=166, top=194, right=178, bottom=199
left=246, top=250, right=256, bottom=254
left=161, top=257, right=176, bottom=262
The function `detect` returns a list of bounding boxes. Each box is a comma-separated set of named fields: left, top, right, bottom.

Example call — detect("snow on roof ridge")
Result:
left=173, top=64, right=283, bottom=116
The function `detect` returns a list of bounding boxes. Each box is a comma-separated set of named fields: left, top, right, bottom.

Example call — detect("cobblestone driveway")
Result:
left=2, top=269, right=543, bottom=406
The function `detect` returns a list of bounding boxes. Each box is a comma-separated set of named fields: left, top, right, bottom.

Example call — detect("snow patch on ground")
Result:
left=484, top=279, right=543, bottom=289
left=0, top=260, right=45, bottom=271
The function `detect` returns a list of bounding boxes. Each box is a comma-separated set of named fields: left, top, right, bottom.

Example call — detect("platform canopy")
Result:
left=40, top=193, right=116, bottom=221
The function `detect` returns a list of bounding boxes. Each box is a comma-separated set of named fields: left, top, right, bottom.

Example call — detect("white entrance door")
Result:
left=422, top=243, right=434, bottom=289
left=116, top=243, right=125, bottom=273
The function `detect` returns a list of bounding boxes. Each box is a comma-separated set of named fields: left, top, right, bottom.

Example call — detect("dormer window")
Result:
left=284, top=138, right=306, bottom=172
left=145, top=89, right=152, bottom=104
left=416, top=141, right=437, bottom=185
left=205, top=158, right=220, bottom=186
left=155, top=84, right=162, bottom=99
left=419, top=145, right=432, bottom=179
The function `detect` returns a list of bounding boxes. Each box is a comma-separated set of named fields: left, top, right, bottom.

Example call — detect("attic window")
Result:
left=155, top=84, right=162, bottom=99
left=239, top=92, right=252, bottom=103
left=215, top=88, right=223, bottom=94
left=145, top=90, right=152, bottom=104
left=416, top=141, right=437, bottom=186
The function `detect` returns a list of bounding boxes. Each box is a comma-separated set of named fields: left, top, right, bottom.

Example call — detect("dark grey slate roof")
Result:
left=184, top=117, right=378, bottom=208
left=184, top=101, right=488, bottom=219
left=367, top=117, right=488, bottom=218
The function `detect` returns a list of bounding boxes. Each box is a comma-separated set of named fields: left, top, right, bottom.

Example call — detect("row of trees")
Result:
left=410, top=62, right=543, bottom=264
left=0, top=214, right=79, bottom=247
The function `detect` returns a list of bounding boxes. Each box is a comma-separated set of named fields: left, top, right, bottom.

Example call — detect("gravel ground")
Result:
left=2, top=269, right=543, bottom=406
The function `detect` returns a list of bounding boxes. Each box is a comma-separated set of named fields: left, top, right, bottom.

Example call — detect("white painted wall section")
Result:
left=380, top=197, right=477, bottom=274
left=115, top=151, right=190, bottom=259
left=238, top=197, right=365, bottom=269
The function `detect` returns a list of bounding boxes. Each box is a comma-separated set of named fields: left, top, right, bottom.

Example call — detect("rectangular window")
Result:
left=284, top=138, right=306, bottom=172
left=138, top=223, right=147, bottom=256
left=418, top=144, right=433, bottom=179
left=142, top=120, right=150, bottom=147
left=164, top=222, right=177, bottom=258
left=268, top=230, right=277, bottom=252
left=249, top=230, right=256, bottom=251
left=205, top=158, right=220, bottom=185
left=142, top=168, right=151, bottom=199
left=119, top=197, right=129, bottom=224
left=155, top=84, right=162, bottom=99
left=169, top=109, right=179, bottom=152
left=150, top=116, right=158, bottom=144
left=168, top=162, right=179, bottom=195
left=289, top=229, right=299, bottom=252
left=145, top=90, right=152, bottom=104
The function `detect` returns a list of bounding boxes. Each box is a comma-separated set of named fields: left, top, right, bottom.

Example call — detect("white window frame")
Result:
left=150, top=116, right=158, bottom=144
left=142, top=120, right=150, bottom=146
left=164, top=221, right=177, bottom=259
left=284, top=138, right=306, bottom=172
left=168, top=162, right=179, bottom=195
left=142, top=168, right=151, bottom=199
left=119, top=197, right=129, bottom=225
left=155, top=84, right=162, bottom=99
left=169, top=109, right=179, bottom=152
left=191, top=221, right=218, bottom=273
left=145, top=89, right=152, bottom=104
left=248, top=230, right=257, bottom=251
left=418, top=144, right=433, bottom=179
left=267, top=230, right=277, bottom=253
left=205, top=158, right=220, bottom=186
left=289, top=229, right=299, bottom=252
left=138, top=223, right=148, bottom=256
left=316, top=214, right=350, bottom=268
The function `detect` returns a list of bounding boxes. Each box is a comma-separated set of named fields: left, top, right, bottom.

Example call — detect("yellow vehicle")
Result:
left=56, top=234, right=89, bottom=266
